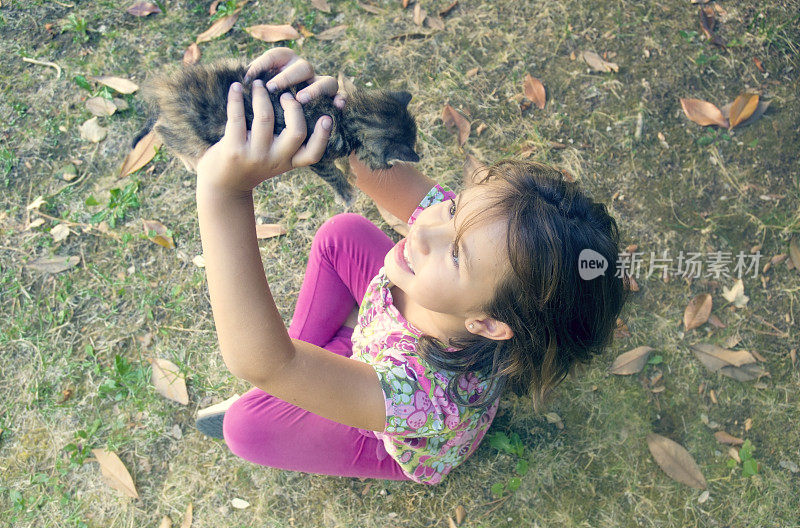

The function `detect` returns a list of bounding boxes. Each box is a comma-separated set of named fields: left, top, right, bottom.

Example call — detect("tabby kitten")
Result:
left=136, top=60, right=419, bottom=205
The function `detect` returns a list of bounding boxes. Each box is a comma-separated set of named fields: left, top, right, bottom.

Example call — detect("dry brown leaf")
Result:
left=183, top=42, right=201, bottom=65
left=789, top=237, right=800, bottom=271
left=691, top=343, right=768, bottom=381
left=721, top=279, right=748, bottom=308
left=120, top=129, right=162, bottom=177
left=92, top=449, right=140, bottom=498
left=683, top=293, right=712, bottom=330
left=402, top=0, right=410, bottom=7
left=441, top=104, right=470, bottom=146
left=523, top=74, right=546, bottom=110
left=209, top=0, right=222, bottom=14
left=753, top=57, right=765, bottom=73
left=80, top=117, right=108, bottom=143
left=142, top=219, right=175, bottom=249
left=127, top=2, right=161, bottom=16
left=708, top=313, right=726, bottom=328
left=311, top=0, right=331, bottom=13
left=610, top=346, right=654, bottom=375
left=158, top=516, right=172, bottom=528
left=256, top=223, right=287, bottom=239
left=196, top=10, right=240, bottom=43
left=614, top=318, right=631, bottom=339
left=714, top=431, right=744, bottom=446
left=26, top=255, right=80, bottom=273
left=729, top=93, right=759, bottom=129
left=454, top=504, right=466, bottom=525
left=113, top=98, right=129, bottom=111
left=721, top=99, right=770, bottom=129
left=646, top=432, right=707, bottom=489
left=180, top=503, right=193, bottom=528
left=413, top=3, right=426, bottom=25
left=466, top=67, right=478, bottom=78
left=680, top=98, right=728, bottom=128
left=151, top=358, right=189, bottom=405
left=90, top=76, right=140, bottom=94
left=581, top=50, right=619, bottom=72
left=316, top=24, right=347, bottom=40
left=86, top=97, right=117, bottom=117
left=377, top=205, right=409, bottom=237
left=463, top=154, right=487, bottom=187
left=231, top=498, right=250, bottom=509
left=245, top=24, right=301, bottom=42
left=50, top=223, right=71, bottom=243
left=439, top=0, right=458, bottom=17
left=358, top=2, right=383, bottom=14
left=425, top=16, right=444, bottom=30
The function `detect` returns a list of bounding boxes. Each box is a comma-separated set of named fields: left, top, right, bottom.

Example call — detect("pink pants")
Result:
left=222, top=213, right=412, bottom=481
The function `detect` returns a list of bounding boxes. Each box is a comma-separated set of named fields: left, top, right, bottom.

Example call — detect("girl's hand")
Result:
left=244, top=47, right=346, bottom=109
left=195, top=80, right=332, bottom=195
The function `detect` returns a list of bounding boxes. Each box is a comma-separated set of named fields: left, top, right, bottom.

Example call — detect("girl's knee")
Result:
left=312, top=213, right=374, bottom=253
left=222, top=391, right=272, bottom=460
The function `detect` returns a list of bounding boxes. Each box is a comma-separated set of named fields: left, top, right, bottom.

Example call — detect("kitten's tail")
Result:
left=131, top=115, right=157, bottom=149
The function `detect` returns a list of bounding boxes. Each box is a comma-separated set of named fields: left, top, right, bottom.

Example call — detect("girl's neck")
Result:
left=391, top=286, right=466, bottom=344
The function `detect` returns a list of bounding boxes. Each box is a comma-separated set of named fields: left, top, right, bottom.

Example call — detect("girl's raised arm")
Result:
left=349, top=153, right=436, bottom=223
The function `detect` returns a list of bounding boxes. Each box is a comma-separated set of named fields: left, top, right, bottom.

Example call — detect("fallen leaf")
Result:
left=26, top=255, right=80, bottom=273
left=441, top=104, right=470, bottom=146
left=358, top=2, right=383, bottom=14
left=180, top=503, right=193, bottom=528
left=683, top=293, right=712, bottom=330
left=610, top=346, right=654, bottom=375
left=402, top=0, right=410, bottom=7
left=56, top=163, right=78, bottom=181
left=614, top=318, right=631, bottom=339
left=255, top=223, right=287, bottom=239
left=753, top=57, right=765, bottom=73
left=86, top=97, right=117, bottom=116
left=463, top=154, right=487, bottom=187
left=150, top=358, right=189, bottom=405
left=466, top=67, right=479, bottom=78
left=142, top=219, right=175, bottom=249
left=50, top=223, right=70, bottom=242
left=646, top=432, right=707, bottom=489
left=728, top=93, right=759, bottom=129
left=183, top=42, right=201, bottom=65
left=708, top=313, right=726, bottom=328
left=112, top=98, right=129, bottom=111
left=413, top=3, right=426, bottom=25
left=439, top=0, right=458, bottom=17
left=474, top=123, right=487, bottom=136
left=425, top=16, right=444, bottom=30
left=297, top=22, right=314, bottom=37
left=311, top=0, right=331, bottom=13
left=691, top=343, right=768, bottom=381
left=158, top=517, right=172, bottom=528
left=231, top=498, right=250, bottom=509
left=721, top=279, right=748, bottom=308
left=245, top=24, right=301, bottom=42
left=296, top=210, right=313, bottom=220
left=92, top=449, right=140, bottom=498
left=789, top=237, right=800, bottom=271
left=714, top=431, right=744, bottom=446
left=720, top=99, right=770, bottom=129
left=90, top=76, right=139, bottom=94
left=454, top=504, right=466, bottom=525
left=126, top=2, right=161, bottom=16
left=28, top=218, right=45, bottom=229
left=80, top=117, right=108, bottom=143
left=27, top=196, right=45, bottom=210
left=196, top=10, right=240, bottom=43
left=581, top=50, right=619, bottom=73
left=523, top=74, right=546, bottom=110
left=680, top=98, right=728, bottom=128
left=698, top=6, right=726, bottom=48
left=316, top=24, right=347, bottom=40
left=209, top=0, right=222, bottom=14
left=57, top=388, right=73, bottom=403
left=192, top=254, right=206, bottom=268
left=120, top=129, right=162, bottom=177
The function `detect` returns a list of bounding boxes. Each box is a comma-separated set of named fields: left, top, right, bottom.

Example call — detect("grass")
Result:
left=1, top=0, right=799, bottom=526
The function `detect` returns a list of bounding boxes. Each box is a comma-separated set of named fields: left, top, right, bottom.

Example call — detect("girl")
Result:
left=193, top=48, right=626, bottom=485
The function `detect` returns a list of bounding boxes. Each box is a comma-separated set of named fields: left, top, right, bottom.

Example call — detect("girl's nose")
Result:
left=413, top=219, right=448, bottom=256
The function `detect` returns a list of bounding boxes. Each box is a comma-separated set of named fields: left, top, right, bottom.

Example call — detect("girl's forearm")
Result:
left=349, top=153, right=435, bottom=222
left=196, top=182, right=295, bottom=383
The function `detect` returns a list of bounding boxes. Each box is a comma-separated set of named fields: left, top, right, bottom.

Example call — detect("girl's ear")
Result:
left=467, top=317, right=514, bottom=341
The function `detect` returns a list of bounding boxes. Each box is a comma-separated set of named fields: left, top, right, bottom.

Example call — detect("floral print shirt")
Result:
left=350, top=184, right=499, bottom=485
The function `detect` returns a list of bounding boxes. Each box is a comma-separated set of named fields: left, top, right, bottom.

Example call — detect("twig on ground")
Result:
left=22, top=57, right=62, bottom=79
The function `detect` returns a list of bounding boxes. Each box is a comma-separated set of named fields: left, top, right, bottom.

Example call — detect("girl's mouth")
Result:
left=396, top=238, right=415, bottom=274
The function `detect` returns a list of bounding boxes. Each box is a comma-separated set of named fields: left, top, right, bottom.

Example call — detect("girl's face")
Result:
left=385, top=186, right=510, bottom=325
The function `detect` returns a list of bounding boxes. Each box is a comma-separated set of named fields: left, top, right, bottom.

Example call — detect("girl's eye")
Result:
left=448, top=199, right=459, bottom=267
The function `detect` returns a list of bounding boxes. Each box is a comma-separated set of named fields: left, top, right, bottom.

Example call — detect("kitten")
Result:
left=135, top=59, right=419, bottom=205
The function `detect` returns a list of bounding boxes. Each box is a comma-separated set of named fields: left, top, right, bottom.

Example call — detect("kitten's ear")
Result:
left=389, top=91, right=412, bottom=107
left=386, top=145, right=420, bottom=164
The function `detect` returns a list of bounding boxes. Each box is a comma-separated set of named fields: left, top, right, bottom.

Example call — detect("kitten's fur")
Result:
left=136, top=60, right=419, bottom=205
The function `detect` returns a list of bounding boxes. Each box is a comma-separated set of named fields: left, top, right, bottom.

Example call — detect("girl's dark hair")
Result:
left=417, top=160, right=628, bottom=411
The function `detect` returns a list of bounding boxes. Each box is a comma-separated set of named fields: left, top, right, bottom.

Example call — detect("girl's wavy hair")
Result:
left=417, top=160, right=628, bottom=411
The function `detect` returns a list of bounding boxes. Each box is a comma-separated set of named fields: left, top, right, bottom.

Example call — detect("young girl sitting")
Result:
left=193, top=48, right=627, bottom=485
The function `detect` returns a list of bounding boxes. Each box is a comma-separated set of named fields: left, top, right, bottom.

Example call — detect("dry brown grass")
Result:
left=1, top=0, right=799, bottom=527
